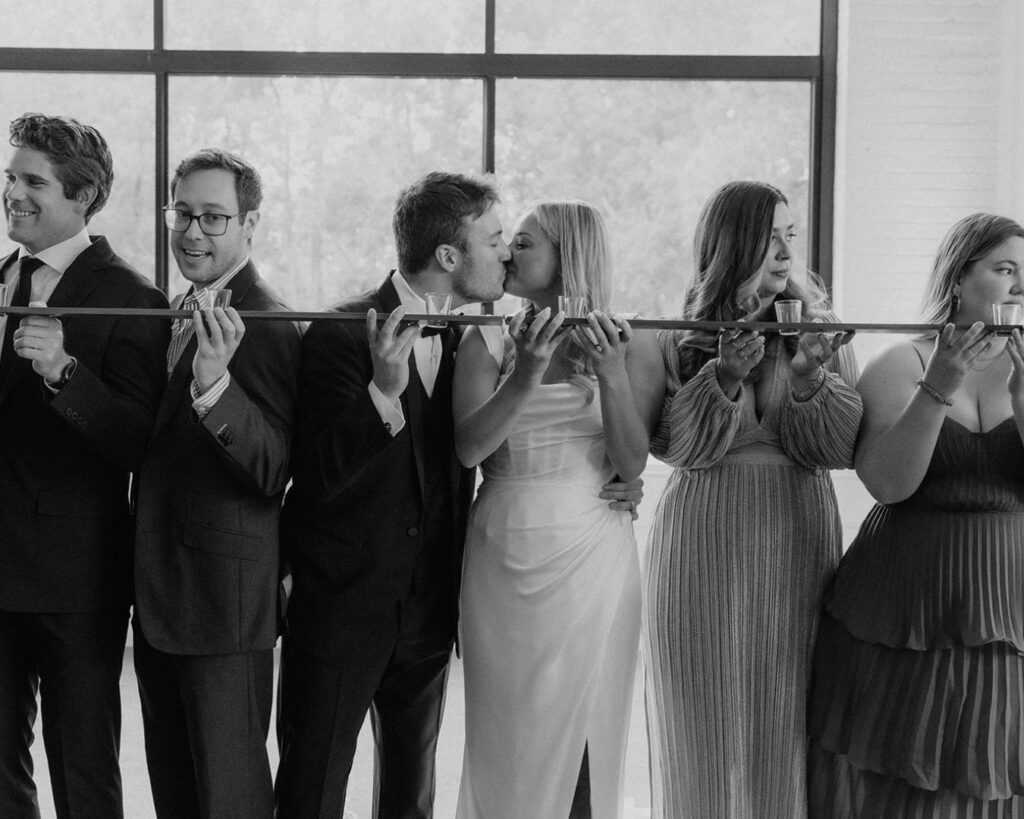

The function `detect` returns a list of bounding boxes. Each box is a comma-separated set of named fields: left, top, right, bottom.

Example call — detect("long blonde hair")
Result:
left=519, top=200, right=611, bottom=399
left=666, top=181, right=829, bottom=383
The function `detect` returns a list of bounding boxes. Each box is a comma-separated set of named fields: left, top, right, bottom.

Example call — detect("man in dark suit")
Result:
left=0, top=114, right=169, bottom=818
left=274, top=171, right=507, bottom=818
left=131, top=148, right=301, bottom=818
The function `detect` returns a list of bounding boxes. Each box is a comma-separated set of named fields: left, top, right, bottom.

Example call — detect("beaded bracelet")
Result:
left=916, top=379, right=953, bottom=407
left=792, top=367, right=826, bottom=402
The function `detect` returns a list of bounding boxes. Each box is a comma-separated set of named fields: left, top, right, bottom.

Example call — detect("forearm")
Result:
left=455, top=367, right=537, bottom=467
left=598, top=369, right=650, bottom=481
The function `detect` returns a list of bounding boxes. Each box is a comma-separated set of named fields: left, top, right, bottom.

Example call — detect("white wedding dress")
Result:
left=456, top=328, right=641, bottom=819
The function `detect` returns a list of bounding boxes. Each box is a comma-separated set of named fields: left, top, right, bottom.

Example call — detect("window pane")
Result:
left=0, top=2, right=151, bottom=48
left=0, top=73, right=156, bottom=277
left=497, top=0, right=819, bottom=55
left=168, top=76, right=483, bottom=308
left=166, top=0, right=483, bottom=52
left=495, top=79, right=811, bottom=318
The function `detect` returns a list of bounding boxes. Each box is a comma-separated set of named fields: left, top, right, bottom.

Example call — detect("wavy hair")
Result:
left=9, top=113, right=113, bottom=221
left=517, top=200, right=611, bottom=401
left=665, top=180, right=829, bottom=383
left=920, top=212, right=1024, bottom=327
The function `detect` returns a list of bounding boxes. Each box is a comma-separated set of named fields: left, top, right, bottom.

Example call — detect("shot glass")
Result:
left=209, top=288, right=232, bottom=309
left=992, top=303, right=1022, bottom=328
left=774, top=299, right=802, bottom=336
left=558, top=295, right=587, bottom=319
left=424, top=292, right=453, bottom=329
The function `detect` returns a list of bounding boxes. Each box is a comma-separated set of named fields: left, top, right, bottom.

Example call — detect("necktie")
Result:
left=166, top=291, right=201, bottom=375
left=2, top=256, right=45, bottom=371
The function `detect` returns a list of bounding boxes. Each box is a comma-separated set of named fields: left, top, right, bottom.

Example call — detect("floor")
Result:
left=29, top=461, right=875, bottom=817
left=30, top=650, right=652, bottom=819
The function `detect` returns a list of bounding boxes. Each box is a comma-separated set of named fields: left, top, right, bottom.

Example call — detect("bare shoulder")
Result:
left=857, top=337, right=929, bottom=420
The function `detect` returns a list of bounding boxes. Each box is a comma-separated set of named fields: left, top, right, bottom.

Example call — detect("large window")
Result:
left=0, top=2, right=835, bottom=315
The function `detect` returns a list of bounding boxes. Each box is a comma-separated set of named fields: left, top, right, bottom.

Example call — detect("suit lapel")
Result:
left=377, top=274, right=429, bottom=499
left=0, top=239, right=106, bottom=405
left=151, top=261, right=260, bottom=437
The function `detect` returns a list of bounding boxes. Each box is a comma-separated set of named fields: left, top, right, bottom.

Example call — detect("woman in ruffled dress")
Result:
left=808, top=212, right=1024, bottom=816
left=645, top=180, right=861, bottom=818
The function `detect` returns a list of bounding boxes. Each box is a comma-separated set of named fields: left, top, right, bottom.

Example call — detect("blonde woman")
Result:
left=645, top=181, right=861, bottom=817
left=453, top=201, right=664, bottom=818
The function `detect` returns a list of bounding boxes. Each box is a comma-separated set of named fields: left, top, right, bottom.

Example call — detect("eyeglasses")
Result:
left=163, top=207, right=245, bottom=237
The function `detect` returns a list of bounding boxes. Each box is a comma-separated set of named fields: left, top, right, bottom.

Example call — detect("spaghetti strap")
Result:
left=910, top=342, right=927, bottom=372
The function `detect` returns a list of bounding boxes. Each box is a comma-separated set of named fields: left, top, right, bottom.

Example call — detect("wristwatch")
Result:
left=45, top=357, right=77, bottom=391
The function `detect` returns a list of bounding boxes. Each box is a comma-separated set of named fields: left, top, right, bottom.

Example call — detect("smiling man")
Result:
left=0, top=113, right=169, bottom=819
left=130, top=148, right=301, bottom=818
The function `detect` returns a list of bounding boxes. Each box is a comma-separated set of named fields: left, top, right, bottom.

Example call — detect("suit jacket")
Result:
left=133, top=261, right=302, bottom=655
left=282, top=274, right=475, bottom=665
left=0, top=236, right=170, bottom=612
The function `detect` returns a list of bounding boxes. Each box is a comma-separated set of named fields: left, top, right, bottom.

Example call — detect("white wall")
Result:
left=831, top=0, right=1024, bottom=543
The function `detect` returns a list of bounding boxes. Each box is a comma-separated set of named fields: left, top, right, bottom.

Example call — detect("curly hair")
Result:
left=666, top=180, right=829, bottom=383
left=9, top=113, right=114, bottom=221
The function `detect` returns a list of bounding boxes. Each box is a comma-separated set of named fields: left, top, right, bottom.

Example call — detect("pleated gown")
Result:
left=808, top=415, right=1024, bottom=817
left=644, top=334, right=862, bottom=819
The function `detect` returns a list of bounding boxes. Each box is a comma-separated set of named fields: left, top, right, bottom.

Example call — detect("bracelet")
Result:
left=916, top=379, right=953, bottom=407
left=791, top=367, right=826, bottom=402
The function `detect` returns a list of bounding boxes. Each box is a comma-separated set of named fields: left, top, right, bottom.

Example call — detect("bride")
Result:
left=453, top=199, right=664, bottom=818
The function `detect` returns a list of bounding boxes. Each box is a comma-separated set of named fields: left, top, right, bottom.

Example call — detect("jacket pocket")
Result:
left=36, top=491, right=123, bottom=519
left=183, top=520, right=263, bottom=561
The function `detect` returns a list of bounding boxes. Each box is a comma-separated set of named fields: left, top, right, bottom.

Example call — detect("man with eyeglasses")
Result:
left=0, top=113, right=169, bottom=819
left=131, top=148, right=301, bottom=818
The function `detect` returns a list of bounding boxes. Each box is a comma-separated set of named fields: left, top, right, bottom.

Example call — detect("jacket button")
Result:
left=407, top=527, right=418, bottom=537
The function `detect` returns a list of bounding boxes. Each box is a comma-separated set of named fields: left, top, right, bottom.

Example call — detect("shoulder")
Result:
left=80, top=238, right=166, bottom=307
left=857, top=338, right=926, bottom=400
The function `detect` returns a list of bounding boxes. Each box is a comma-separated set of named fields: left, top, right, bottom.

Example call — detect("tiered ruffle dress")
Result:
left=809, top=415, right=1024, bottom=817
left=645, top=334, right=861, bottom=818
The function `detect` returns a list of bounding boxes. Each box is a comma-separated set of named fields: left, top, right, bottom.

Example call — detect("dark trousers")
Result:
left=133, top=623, right=274, bottom=819
left=275, top=627, right=452, bottom=819
left=0, top=607, right=128, bottom=819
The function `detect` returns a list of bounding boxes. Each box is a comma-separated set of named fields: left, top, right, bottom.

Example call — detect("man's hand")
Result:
left=192, top=306, right=245, bottom=391
left=601, top=475, right=645, bottom=521
left=13, top=302, right=72, bottom=381
left=368, top=306, right=420, bottom=404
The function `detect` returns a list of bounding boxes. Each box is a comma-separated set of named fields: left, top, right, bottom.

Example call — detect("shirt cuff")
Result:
left=368, top=381, right=405, bottom=436
left=191, top=372, right=231, bottom=418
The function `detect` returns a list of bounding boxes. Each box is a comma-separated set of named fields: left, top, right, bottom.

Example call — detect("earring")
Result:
left=952, top=282, right=961, bottom=314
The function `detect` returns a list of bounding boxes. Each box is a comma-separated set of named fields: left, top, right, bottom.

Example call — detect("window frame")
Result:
left=0, top=0, right=837, bottom=292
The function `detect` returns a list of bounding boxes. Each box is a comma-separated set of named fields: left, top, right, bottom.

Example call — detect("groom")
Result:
left=275, top=171, right=640, bottom=818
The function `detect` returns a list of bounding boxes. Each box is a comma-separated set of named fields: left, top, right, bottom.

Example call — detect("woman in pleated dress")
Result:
left=808, top=212, right=1024, bottom=816
left=644, top=180, right=862, bottom=818
left=453, top=200, right=664, bottom=818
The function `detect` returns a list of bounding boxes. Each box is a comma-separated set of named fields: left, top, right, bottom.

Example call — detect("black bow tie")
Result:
left=420, top=324, right=451, bottom=338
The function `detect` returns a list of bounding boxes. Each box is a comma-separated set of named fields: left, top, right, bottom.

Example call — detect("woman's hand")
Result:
left=574, top=311, right=630, bottom=378
left=716, top=328, right=764, bottom=398
left=921, top=321, right=991, bottom=398
left=790, top=330, right=855, bottom=378
left=508, top=307, right=567, bottom=385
